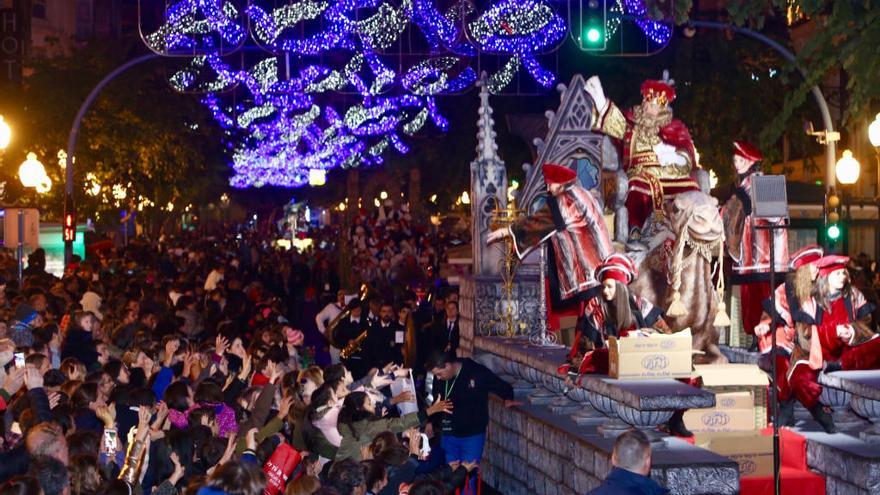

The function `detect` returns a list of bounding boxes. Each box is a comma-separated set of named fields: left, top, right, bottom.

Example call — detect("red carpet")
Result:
left=738, top=428, right=824, bottom=495
left=680, top=427, right=824, bottom=494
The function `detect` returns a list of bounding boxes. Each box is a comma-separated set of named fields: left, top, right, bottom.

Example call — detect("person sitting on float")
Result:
left=753, top=244, right=823, bottom=427
left=559, top=254, right=694, bottom=436
left=560, top=253, right=670, bottom=377
left=788, top=255, right=880, bottom=433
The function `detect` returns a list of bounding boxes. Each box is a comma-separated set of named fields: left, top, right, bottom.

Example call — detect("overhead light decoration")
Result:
left=142, top=0, right=663, bottom=189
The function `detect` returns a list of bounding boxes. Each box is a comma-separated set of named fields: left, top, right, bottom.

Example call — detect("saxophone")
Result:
left=341, top=330, right=368, bottom=359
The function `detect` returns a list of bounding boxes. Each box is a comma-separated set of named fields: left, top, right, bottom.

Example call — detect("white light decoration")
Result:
left=57, top=149, right=68, bottom=169
left=112, top=184, right=127, bottom=200
left=373, top=198, right=380, bottom=207
left=430, top=194, right=437, bottom=203
left=166, top=202, right=175, bottom=212
left=220, top=193, right=230, bottom=204
left=338, top=201, right=346, bottom=211
left=835, top=149, right=860, bottom=185
left=461, top=191, right=470, bottom=204
left=0, top=116, right=10, bottom=149
left=308, top=168, right=327, bottom=186
left=379, top=191, right=388, bottom=200
left=85, top=173, right=102, bottom=196
left=869, top=113, right=880, bottom=148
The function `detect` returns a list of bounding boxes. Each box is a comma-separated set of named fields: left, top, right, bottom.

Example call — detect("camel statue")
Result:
left=628, top=190, right=729, bottom=364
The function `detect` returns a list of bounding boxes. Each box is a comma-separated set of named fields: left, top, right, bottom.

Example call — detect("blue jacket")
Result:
left=588, top=467, right=670, bottom=495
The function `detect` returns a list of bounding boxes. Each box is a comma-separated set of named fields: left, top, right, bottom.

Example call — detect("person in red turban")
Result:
left=487, top=163, right=613, bottom=301
left=786, top=255, right=880, bottom=433
left=721, top=140, right=789, bottom=349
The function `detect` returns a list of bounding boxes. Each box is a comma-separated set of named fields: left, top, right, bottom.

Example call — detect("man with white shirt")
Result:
left=584, top=73, right=700, bottom=246
left=204, top=264, right=225, bottom=291
left=315, top=290, right=348, bottom=364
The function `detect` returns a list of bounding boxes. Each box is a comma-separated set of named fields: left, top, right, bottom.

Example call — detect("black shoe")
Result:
left=776, top=399, right=795, bottom=427
left=824, top=361, right=843, bottom=373
left=809, top=404, right=837, bottom=434
left=662, top=410, right=693, bottom=438
left=748, top=336, right=759, bottom=352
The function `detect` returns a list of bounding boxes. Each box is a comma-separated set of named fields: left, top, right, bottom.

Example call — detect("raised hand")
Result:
left=163, top=339, right=180, bottom=367
left=584, top=75, right=607, bottom=111
left=486, top=229, right=509, bottom=245
left=96, top=404, right=117, bottom=428
left=390, top=390, right=414, bottom=405
left=214, top=334, right=229, bottom=356
left=2, top=367, right=25, bottom=396
left=277, top=395, right=294, bottom=419
left=24, top=366, right=43, bottom=390
left=239, top=354, right=253, bottom=381
left=169, top=451, right=185, bottom=485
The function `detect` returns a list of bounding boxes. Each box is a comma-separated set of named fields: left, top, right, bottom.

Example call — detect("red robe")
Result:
left=788, top=290, right=880, bottom=408
left=594, top=103, right=700, bottom=230
left=509, top=183, right=613, bottom=300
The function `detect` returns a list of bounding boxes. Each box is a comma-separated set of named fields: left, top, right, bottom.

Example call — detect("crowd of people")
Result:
left=0, top=228, right=515, bottom=495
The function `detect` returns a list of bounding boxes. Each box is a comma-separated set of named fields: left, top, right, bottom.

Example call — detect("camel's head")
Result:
left=666, top=191, right=723, bottom=243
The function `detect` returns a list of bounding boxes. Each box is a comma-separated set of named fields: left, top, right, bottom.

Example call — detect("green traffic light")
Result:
left=585, top=26, right=602, bottom=44
left=827, top=224, right=841, bottom=241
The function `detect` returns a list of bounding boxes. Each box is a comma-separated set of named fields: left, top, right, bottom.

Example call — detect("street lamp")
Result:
left=19, top=152, right=51, bottom=192
left=869, top=114, right=880, bottom=196
left=0, top=116, right=11, bottom=149
left=835, top=150, right=860, bottom=185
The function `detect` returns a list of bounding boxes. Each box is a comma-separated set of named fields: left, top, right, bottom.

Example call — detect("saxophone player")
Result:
left=338, top=305, right=370, bottom=380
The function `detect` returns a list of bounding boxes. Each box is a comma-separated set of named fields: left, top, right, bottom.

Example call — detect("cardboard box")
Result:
left=684, top=402, right=757, bottom=433
left=607, top=330, right=693, bottom=380
left=695, top=432, right=774, bottom=477
left=694, top=364, right=769, bottom=429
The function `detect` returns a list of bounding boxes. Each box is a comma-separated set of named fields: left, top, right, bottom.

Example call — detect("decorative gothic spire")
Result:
left=474, top=72, right=501, bottom=166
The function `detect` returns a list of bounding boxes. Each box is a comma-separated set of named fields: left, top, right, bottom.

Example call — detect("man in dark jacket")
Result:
left=364, top=301, right=404, bottom=369
left=429, top=300, right=460, bottom=356
left=588, top=429, right=669, bottom=495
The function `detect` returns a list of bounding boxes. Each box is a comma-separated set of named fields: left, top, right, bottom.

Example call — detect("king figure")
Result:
left=584, top=74, right=700, bottom=246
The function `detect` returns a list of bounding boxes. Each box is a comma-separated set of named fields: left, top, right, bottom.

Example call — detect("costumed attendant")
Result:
left=753, top=244, right=823, bottom=426
left=487, top=163, right=613, bottom=300
left=562, top=254, right=669, bottom=375
left=584, top=73, right=700, bottom=247
left=788, top=255, right=880, bottom=433
left=722, top=141, right=789, bottom=348
left=559, top=255, right=692, bottom=436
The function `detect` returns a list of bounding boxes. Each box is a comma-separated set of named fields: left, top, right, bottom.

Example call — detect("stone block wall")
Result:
left=482, top=397, right=606, bottom=495
left=806, top=437, right=880, bottom=495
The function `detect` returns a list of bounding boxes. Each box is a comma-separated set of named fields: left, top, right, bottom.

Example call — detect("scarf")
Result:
left=168, top=401, right=239, bottom=438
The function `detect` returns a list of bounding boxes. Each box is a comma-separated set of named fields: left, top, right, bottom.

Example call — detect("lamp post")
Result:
left=835, top=150, right=861, bottom=254
left=868, top=114, right=880, bottom=259
left=0, top=116, right=11, bottom=150
left=17, top=153, right=50, bottom=284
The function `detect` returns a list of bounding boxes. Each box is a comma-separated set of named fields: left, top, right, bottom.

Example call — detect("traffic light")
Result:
left=63, top=212, right=75, bottom=242
left=824, top=189, right=841, bottom=245
left=578, top=0, right=607, bottom=51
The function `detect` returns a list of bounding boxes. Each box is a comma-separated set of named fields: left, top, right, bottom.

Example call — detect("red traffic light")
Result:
left=63, top=213, right=75, bottom=242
